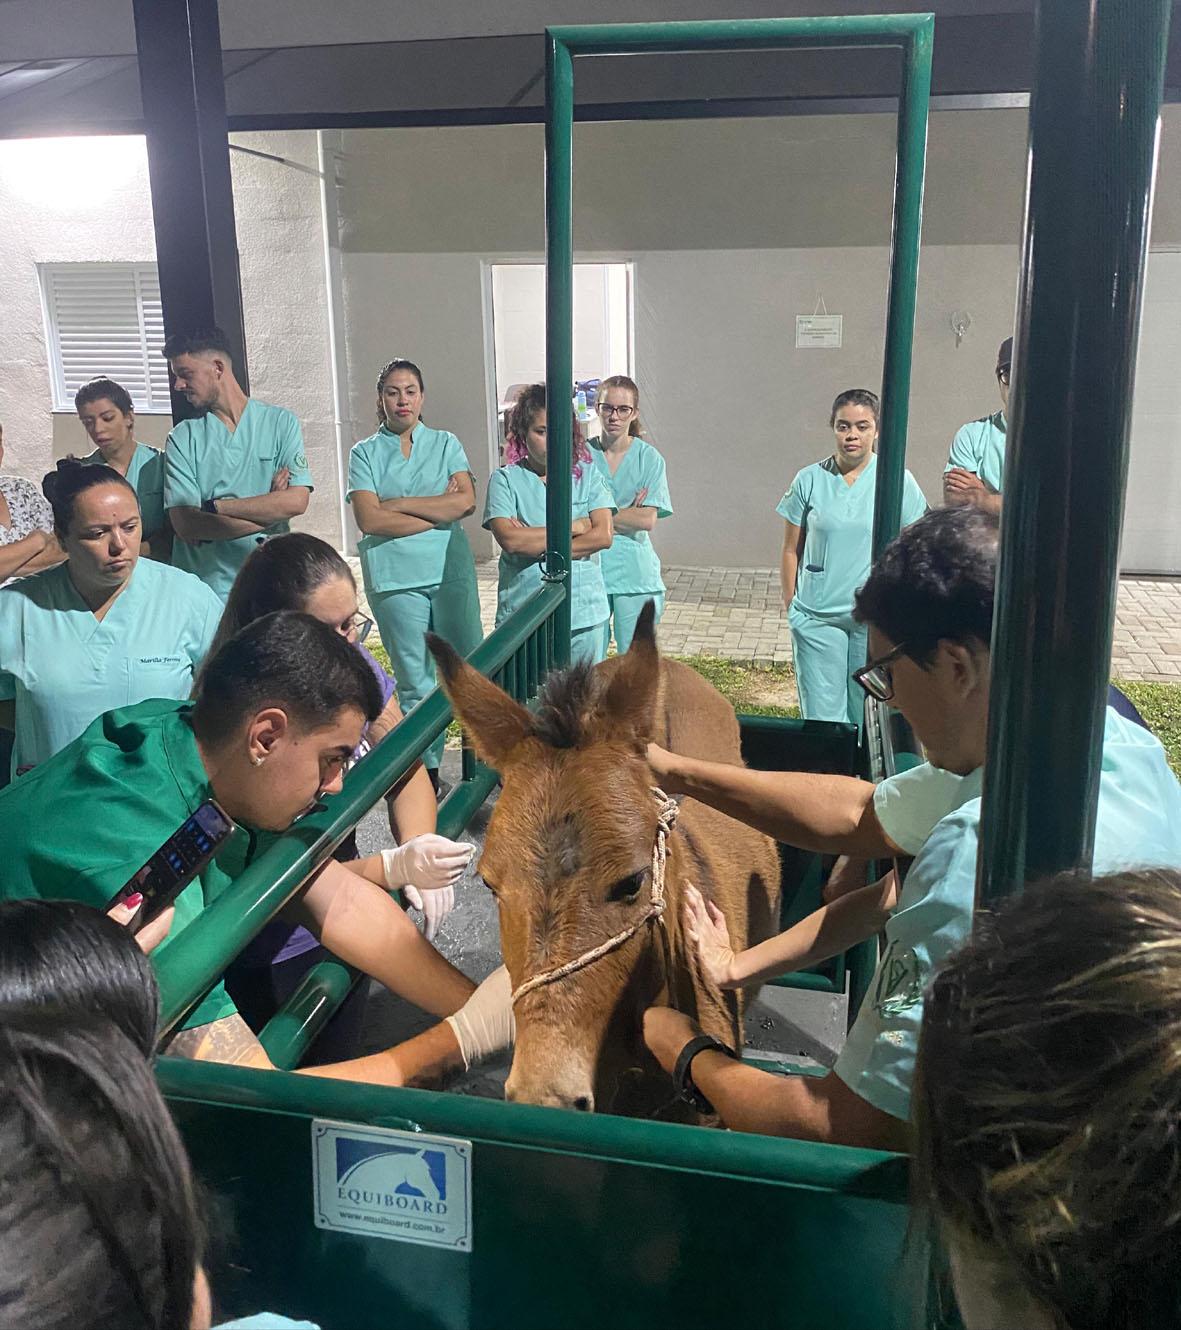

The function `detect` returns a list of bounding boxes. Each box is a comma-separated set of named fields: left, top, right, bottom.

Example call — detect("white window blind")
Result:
left=39, top=263, right=172, bottom=412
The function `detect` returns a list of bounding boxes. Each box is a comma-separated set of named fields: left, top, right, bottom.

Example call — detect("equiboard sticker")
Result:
left=311, top=1119, right=473, bottom=1251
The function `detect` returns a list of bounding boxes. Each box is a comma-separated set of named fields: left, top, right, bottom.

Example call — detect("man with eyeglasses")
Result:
left=642, top=507, right=1181, bottom=1149
left=942, top=336, right=1011, bottom=513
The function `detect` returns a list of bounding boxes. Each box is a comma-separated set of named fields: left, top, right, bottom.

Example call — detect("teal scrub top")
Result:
left=81, top=442, right=166, bottom=540
left=164, top=399, right=313, bottom=600
left=0, top=699, right=267, bottom=1030
left=347, top=423, right=476, bottom=594
left=776, top=456, right=928, bottom=620
left=590, top=437, right=673, bottom=595
left=483, top=461, right=615, bottom=630
left=835, top=706, right=1181, bottom=1121
left=944, top=410, right=1006, bottom=493
left=0, top=557, right=222, bottom=776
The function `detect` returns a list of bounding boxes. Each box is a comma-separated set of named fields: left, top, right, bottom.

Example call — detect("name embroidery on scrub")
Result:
left=872, top=939, right=923, bottom=1019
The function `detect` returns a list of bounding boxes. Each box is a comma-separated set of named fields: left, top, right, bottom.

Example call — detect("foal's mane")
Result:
left=529, top=663, right=600, bottom=749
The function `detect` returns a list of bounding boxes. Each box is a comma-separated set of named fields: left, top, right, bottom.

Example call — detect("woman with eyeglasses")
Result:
left=588, top=375, right=673, bottom=654
left=347, top=359, right=483, bottom=791
left=778, top=388, right=927, bottom=727
left=210, top=533, right=473, bottom=1058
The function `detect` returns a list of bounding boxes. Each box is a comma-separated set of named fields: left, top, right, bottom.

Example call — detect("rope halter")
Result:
left=510, top=786, right=680, bottom=1006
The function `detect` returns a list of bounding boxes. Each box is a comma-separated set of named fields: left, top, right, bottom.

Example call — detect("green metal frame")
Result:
left=154, top=580, right=566, bottom=1038
left=977, top=0, right=1174, bottom=903
left=543, top=16, right=935, bottom=666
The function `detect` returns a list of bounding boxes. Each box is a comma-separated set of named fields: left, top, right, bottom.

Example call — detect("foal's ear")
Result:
left=595, top=599, right=661, bottom=746
left=427, top=633, right=533, bottom=769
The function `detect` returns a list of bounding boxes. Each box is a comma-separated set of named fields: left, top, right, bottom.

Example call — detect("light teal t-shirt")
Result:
left=835, top=707, right=1181, bottom=1121
left=164, top=399, right=313, bottom=600
left=81, top=442, right=166, bottom=541
left=0, top=557, right=222, bottom=775
left=347, top=423, right=476, bottom=594
left=590, top=437, right=672, bottom=595
left=483, top=461, right=615, bottom=631
left=776, top=455, right=928, bottom=620
left=944, top=410, right=1006, bottom=493
left=873, top=761, right=985, bottom=857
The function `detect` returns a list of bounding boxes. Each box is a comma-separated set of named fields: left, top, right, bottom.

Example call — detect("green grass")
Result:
left=1114, top=680, right=1181, bottom=776
left=370, top=638, right=1181, bottom=775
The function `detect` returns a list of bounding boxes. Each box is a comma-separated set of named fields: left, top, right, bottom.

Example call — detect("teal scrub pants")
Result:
left=371, top=574, right=483, bottom=769
left=788, top=602, right=866, bottom=729
left=601, top=592, right=665, bottom=656
left=572, top=622, right=608, bottom=667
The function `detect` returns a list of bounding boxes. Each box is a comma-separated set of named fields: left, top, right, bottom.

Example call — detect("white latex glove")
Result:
left=381, top=834, right=475, bottom=893
left=445, top=966, right=515, bottom=1069
left=403, top=882, right=455, bottom=942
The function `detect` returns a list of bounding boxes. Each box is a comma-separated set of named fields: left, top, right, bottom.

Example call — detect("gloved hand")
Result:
left=381, top=834, right=475, bottom=893
left=403, top=882, right=455, bottom=942
left=444, top=966, right=516, bottom=1069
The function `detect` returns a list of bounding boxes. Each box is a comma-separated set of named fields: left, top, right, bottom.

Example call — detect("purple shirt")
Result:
left=236, top=643, right=396, bottom=969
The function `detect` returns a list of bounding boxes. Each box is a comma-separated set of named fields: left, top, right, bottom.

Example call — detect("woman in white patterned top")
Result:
left=0, top=424, right=61, bottom=586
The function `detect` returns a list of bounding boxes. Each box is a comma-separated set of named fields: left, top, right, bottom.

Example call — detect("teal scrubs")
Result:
left=835, top=707, right=1181, bottom=1122
left=81, top=443, right=166, bottom=546
left=483, top=461, right=615, bottom=666
left=164, top=399, right=313, bottom=601
left=0, top=699, right=270, bottom=1030
left=944, top=410, right=1006, bottom=494
left=347, top=423, right=482, bottom=770
left=590, top=437, right=673, bottom=653
left=0, top=557, right=222, bottom=777
left=778, top=455, right=927, bottom=726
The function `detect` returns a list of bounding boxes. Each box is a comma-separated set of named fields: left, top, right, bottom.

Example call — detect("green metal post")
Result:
left=544, top=32, right=575, bottom=668
left=871, top=18, right=934, bottom=561
left=978, top=0, right=1172, bottom=904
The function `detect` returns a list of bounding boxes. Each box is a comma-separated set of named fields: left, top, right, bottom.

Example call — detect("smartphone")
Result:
left=105, top=800, right=237, bottom=935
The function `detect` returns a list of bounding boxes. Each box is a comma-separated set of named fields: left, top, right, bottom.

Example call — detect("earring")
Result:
left=251, top=754, right=265, bottom=767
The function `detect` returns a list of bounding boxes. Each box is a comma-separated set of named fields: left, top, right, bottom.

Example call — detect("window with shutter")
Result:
left=38, top=262, right=172, bottom=413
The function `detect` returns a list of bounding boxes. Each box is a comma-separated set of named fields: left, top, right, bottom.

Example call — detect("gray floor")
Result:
left=351, top=750, right=847, bottom=1102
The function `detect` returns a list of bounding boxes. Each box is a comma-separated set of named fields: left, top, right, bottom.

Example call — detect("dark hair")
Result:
left=74, top=377, right=134, bottom=417
left=0, top=900, right=158, bottom=1057
left=193, top=610, right=382, bottom=746
left=597, top=374, right=645, bottom=438
left=211, top=532, right=354, bottom=660
left=376, top=358, right=425, bottom=427
left=505, top=383, right=592, bottom=478
left=853, top=507, right=998, bottom=664
left=0, top=1013, right=202, bottom=1330
left=41, top=457, right=138, bottom=538
left=829, top=388, right=880, bottom=428
left=914, top=868, right=1181, bottom=1330
left=161, top=326, right=232, bottom=361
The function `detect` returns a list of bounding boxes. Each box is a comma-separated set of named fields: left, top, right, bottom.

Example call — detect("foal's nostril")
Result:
left=572, top=1094, right=593, bottom=1113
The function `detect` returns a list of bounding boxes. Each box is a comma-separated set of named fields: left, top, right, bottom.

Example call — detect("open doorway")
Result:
left=486, top=261, right=633, bottom=467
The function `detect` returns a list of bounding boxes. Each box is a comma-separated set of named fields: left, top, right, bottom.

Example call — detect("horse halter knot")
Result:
left=509, top=787, right=680, bottom=1006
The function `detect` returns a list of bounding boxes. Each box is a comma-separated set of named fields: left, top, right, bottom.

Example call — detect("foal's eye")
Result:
left=608, top=871, right=646, bottom=904
left=480, top=876, right=500, bottom=900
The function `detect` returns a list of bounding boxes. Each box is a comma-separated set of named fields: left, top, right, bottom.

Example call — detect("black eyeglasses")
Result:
left=341, top=613, right=373, bottom=644
left=599, top=403, right=635, bottom=417
left=853, top=643, right=908, bottom=702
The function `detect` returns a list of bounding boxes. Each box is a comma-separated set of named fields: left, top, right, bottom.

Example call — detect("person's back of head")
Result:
left=854, top=506, right=999, bottom=664
left=0, top=900, right=158, bottom=1057
left=211, top=534, right=353, bottom=660
left=0, top=1012, right=203, bottom=1330
left=193, top=609, right=382, bottom=748
left=914, top=867, right=1181, bottom=1330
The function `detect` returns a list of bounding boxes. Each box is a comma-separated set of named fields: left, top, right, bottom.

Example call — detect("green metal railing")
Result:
left=977, top=0, right=1174, bottom=903
left=543, top=14, right=935, bottom=622
left=155, top=580, right=566, bottom=1039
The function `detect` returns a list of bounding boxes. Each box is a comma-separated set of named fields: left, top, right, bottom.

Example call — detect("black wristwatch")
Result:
left=201, top=497, right=219, bottom=515
left=673, top=1033, right=738, bottom=1114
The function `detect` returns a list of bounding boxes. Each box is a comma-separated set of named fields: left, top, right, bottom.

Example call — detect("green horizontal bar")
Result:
left=549, top=14, right=934, bottom=55
left=768, top=971, right=842, bottom=995
left=155, top=582, right=565, bottom=1035
left=157, top=1057, right=906, bottom=1197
